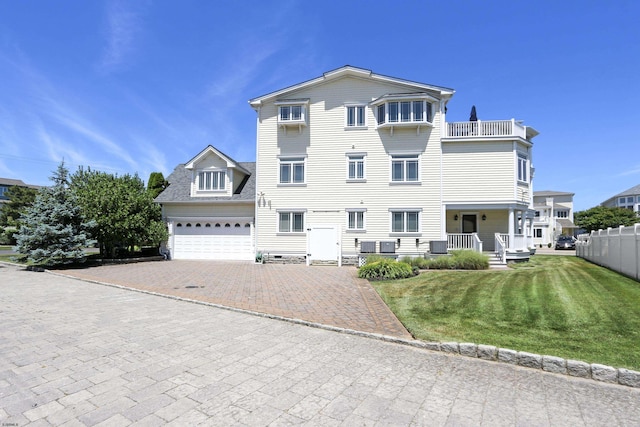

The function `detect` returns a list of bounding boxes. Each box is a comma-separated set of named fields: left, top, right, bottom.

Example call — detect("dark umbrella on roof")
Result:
left=469, top=105, right=478, bottom=121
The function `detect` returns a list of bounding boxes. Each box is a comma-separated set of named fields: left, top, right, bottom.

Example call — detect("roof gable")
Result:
left=185, top=145, right=250, bottom=175
left=249, top=65, right=455, bottom=108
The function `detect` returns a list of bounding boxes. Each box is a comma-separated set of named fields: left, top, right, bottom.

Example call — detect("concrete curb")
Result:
left=16, top=264, right=639, bottom=390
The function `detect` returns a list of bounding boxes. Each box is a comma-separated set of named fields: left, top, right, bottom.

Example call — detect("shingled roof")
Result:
left=154, top=162, right=255, bottom=204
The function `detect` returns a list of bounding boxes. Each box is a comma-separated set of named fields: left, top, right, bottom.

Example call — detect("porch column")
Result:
left=508, top=208, right=515, bottom=250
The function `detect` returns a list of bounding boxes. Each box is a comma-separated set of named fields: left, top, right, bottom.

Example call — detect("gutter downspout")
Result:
left=254, top=105, right=261, bottom=259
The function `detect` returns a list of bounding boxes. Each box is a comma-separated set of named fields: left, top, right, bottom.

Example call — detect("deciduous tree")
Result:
left=0, top=185, right=38, bottom=227
left=71, top=168, right=167, bottom=257
left=574, top=205, right=638, bottom=233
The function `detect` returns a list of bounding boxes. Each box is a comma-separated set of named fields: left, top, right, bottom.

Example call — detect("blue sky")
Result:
left=1, top=1, right=638, bottom=211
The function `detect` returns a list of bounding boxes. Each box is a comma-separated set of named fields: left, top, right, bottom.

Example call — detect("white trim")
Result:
left=345, top=209, right=367, bottom=231
left=344, top=103, right=367, bottom=128
left=388, top=208, right=422, bottom=234
left=248, top=66, right=454, bottom=108
left=346, top=153, right=366, bottom=181
left=389, top=153, right=421, bottom=183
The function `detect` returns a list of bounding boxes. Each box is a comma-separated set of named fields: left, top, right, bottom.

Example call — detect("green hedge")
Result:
left=358, top=258, right=415, bottom=280
left=400, top=250, right=489, bottom=270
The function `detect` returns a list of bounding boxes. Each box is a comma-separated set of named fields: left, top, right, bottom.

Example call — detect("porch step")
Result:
left=487, top=253, right=508, bottom=269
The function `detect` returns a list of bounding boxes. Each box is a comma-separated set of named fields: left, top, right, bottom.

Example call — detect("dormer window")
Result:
left=373, top=93, right=436, bottom=135
left=198, top=170, right=225, bottom=191
left=276, top=99, right=308, bottom=134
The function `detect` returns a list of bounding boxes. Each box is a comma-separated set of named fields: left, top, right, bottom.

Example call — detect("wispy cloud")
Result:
left=44, top=101, right=137, bottom=171
left=618, top=165, right=640, bottom=177
left=99, top=0, right=145, bottom=73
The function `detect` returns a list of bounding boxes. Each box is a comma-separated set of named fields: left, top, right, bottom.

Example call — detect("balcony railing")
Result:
left=445, top=119, right=526, bottom=139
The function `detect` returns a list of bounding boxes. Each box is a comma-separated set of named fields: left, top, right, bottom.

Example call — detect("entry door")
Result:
left=307, top=224, right=339, bottom=264
left=462, top=214, right=477, bottom=233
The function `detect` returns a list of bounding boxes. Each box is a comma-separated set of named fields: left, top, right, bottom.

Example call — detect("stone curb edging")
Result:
left=19, top=264, right=640, bottom=390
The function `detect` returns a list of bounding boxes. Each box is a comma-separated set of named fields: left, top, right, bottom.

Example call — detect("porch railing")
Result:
left=445, top=119, right=526, bottom=139
left=495, top=233, right=507, bottom=264
left=499, top=233, right=528, bottom=251
left=448, top=233, right=483, bottom=253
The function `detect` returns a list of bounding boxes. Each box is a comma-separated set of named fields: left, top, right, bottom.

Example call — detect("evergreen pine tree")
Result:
left=15, top=162, right=95, bottom=266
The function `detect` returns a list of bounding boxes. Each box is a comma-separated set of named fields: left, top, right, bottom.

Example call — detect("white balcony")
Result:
left=445, top=119, right=536, bottom=140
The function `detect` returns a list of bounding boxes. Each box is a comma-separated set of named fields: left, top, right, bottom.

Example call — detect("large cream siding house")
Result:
left=156, top=66, right=538, bottom=264
left=249, top=66, right=538, bottom=265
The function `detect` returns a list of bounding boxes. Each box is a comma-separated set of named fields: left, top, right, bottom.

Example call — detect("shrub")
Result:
left=449, top=250, right=489, bottom=270
left=365, top=254, right=386, bottom=264
left=358, top=258, right=414, bottom=280
left=399, top=256, right=430, bottom=270
left=427, top=256, right=455, bottom=269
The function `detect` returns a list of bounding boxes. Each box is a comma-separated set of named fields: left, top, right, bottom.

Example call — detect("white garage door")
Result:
left=172, top=221, right=253, bottom=260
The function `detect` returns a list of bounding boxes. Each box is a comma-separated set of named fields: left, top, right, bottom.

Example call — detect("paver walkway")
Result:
left=58, top=260, right=412, bottom=339
left=1, top=263, right=639, bottom=426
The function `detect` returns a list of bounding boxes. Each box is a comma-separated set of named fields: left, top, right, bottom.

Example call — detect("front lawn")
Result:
left=371, top=255, right=640, bottom=370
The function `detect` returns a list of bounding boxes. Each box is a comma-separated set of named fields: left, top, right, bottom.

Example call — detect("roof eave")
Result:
left=249, top=65, right=455, bottom=108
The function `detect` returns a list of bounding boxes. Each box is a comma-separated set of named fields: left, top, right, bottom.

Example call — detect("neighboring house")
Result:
left=532, top=190, right=577, bottom=246
left=601, top=184, right=640, bottom=213
left=158, top=65, right=539, bottom=265
left=0, top=178, right=40, bottom=206
left=154, top=146, right=256, bottom=260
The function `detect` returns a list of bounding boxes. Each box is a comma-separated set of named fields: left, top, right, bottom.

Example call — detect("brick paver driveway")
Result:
left=59, top=260, right=412, bottom=339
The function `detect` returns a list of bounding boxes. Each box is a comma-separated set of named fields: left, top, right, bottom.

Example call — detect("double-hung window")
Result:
left=347, top=154, right=365, bottom=181
left=198, top=171, right=225, bottom=191
left=391, top=155, right=419, bottom=182
left=279, top=157, right=305, bottom=184
left=278, top=211, right=304, bottom=233
left=346, top=209, right=365, bottom=231
left=346, top=105, right=366, bottom=127
left=391, top=210, right=420, bottom=233
left=517, top=154, right=528, bottom=182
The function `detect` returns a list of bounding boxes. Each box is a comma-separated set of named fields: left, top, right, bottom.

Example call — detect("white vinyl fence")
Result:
left=576, top=224, right=640, bottom=281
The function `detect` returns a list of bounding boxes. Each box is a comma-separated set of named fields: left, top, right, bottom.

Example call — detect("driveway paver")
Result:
left=58, top=260, right=412, bottom=339
left=1, top=263, right=640, bottom=426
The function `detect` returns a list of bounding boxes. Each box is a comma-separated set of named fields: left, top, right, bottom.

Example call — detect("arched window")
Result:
left=244, top=223, right=251, bottom=228
left=186, top=223, right=192, bottom=227
left=225, top=223, right=231, bottom=228
left=205, top=223, right=211, bottom=227
left=195, top=223, right=202, bottom=227
left=176, top=223, right=183, bottom=227
left=234, top=223, right=240, bottom=228
left=215, top=223, right=221, bottom=227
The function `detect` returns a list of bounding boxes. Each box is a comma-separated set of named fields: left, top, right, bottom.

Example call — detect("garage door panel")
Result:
left=172, top=224, right=253, bottom=260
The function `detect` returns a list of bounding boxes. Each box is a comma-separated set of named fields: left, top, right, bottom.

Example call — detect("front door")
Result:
left=462, top=214, right=477, bottom=233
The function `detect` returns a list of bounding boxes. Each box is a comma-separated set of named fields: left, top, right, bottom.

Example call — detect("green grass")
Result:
left=371, top=255, right=640, bottom=370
